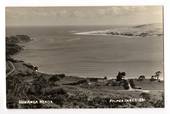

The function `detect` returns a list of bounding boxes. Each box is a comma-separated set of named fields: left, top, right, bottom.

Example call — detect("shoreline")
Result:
left=6, top=35, right=164, bottom=108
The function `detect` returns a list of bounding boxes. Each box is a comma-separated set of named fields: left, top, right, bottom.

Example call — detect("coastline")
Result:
left=6, top=35, right=164, bottom=108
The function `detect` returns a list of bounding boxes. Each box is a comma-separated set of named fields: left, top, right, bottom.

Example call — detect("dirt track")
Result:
left=7, top=61, right=15, bottom=76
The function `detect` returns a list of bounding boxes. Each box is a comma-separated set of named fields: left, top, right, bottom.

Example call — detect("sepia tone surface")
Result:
left=6, top=6, right=164, bottom=108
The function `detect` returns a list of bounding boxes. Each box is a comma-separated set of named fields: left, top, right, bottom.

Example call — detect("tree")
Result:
left=150, top=71, right=161, bottom=81
left=116, top=72, right=126, bottom=81
left=155, top=71, right=161, bottom=80
left=138, top=75, right=145, bottom=81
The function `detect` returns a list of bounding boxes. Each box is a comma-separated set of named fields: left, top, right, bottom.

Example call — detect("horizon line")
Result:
left=6, top=22, right=162, bottom=27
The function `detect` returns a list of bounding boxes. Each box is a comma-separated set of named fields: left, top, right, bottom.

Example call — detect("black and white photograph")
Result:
left=6, top=6, right=164, bottom=109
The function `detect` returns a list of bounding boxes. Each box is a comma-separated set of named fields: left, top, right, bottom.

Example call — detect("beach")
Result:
left=6, top=24, right=164, bottom=108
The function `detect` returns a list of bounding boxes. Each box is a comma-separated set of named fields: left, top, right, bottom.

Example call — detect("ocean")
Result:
left=6, top=25, right=164, bottom=79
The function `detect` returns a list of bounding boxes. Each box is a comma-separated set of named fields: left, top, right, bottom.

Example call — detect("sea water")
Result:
left=6, top=25, right=164, bottom=79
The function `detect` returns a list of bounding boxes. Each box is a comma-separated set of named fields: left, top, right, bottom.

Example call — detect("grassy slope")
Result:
left=6, top=60, right=164, bottom=108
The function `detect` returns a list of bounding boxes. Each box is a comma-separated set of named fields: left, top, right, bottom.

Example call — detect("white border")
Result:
left=2, top=0, right=166, bottom=6
left=0, top=0, right=170, bottom=114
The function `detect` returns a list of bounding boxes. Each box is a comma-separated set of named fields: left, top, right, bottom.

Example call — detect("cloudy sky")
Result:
left=6, top=6, right=163, bottom=26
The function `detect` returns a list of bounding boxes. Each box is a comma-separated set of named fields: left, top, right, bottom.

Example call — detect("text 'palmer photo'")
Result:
left=6, top=6, right=164, bottom=108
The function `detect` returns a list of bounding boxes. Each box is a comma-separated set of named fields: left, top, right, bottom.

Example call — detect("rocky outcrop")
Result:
left=6, top=35, right=31, bottom=44
left=6, top=35, right=31, bottom=56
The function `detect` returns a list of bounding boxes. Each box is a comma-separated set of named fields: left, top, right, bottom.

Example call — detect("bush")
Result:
left=44, top=88, right=67, bottom=107
left=140, top=92, right=151, bottom=101
left=138, top=75, right=145, bottom=81
left=129, top=79, right=135, bottom=88
left=28, top=76, right=48, bottom=95
left=48, top=76, right=60, bottom=82
left=122, top=80, right=129, bottom=90
left=45, top=88, right=67, bottom=96
left=57, top=74, right=65, bottom=78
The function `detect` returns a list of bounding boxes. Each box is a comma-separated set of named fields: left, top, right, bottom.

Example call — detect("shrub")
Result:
left=140, top=92, right=151, bottom=101
left=119, top=80, right=130, bottom=90
left=129, top=79, right=136, bottom=88
left=138, top=75, right=145, bottom=81
left=57, top=74, right=65, bottom=78
left=48, top=75, right=60, bottom=82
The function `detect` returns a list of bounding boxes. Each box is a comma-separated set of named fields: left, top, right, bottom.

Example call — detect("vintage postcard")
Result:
left=6, top=6, right=164, bottom=108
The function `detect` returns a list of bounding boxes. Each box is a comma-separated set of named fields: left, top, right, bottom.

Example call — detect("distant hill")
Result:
left=75, top=23, right=163, bottom=37
left=134, top=23, right=162, bottom=29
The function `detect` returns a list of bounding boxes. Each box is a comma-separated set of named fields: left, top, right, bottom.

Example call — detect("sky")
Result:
left=6, top=6, right=163, bottom=26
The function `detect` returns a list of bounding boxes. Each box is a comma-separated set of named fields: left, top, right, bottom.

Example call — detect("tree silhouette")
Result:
left=155, top=71, right=161, bottom=80
left=138, top=75, right=145, bottom=81
left=116, top=72, right=126, bottom=81
left=150, top=71, right=161, bottom=81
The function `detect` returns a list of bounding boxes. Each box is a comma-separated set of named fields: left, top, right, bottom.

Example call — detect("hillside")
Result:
left=6, top=35, right=164, bottom=108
